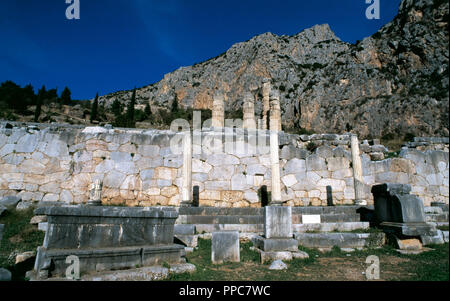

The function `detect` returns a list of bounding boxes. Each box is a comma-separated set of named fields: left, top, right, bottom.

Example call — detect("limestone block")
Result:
left=283, top=158, right=306, bottom=175
left=212, top=231, right=240, bottom=264
left=306, top=154, right=326, bottom=171
left=326, top=157, right=350, bottom=172
left=110, top=152, right=133, bottom=162
left=156, top=179, right=172, bottom=188
left=103, top=171, right=126, bottom=189
left=231, top=174, right=251, bottom=191
left=164, top=156, right=183, bottom=168
left=244, top=191, right=259, bottom=204
left=269, top=260, right=288, bottom=270
left=208, top=165, right=235, bottom=180
left=246, top=164, right=267, bottom=175
left=281, top=174, right=298, bottom=188
left=206, top=154, right=239, bottom=166
left=390, top=158, right=416, bottom=174
left=136, top=157, right=163, bottom=170
left=315, top=145, right=334, bottom=158
left=154, top=167, right=177, bottom=181
left=332, top=168, right=352, bottom=179
left=425, top=173, right=442, bottom=186
left=192, top=159, right=212, bottom=173
left=221, top=191, right=244, bottom=203
left=136, top=145, right=160, bottom=157
left=264, top=206, right=292, bottom=239
left=42, top=194, right=59, bottom=202
left=59, top=190, right=73, bottom=203
left=205, top=181, right=231, bottom=191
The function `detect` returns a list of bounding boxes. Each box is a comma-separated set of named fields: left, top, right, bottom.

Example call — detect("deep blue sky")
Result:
left=0, top=0, right=401, bottom=100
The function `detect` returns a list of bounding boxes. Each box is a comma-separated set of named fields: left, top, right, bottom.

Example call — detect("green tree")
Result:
left=34, top=85, right=46, bottom=122
left=145, top=103, right=151, bottom=117
left=125, top=88, right=136, bottom=128
left=171, top=96, right=179, bottom=113
left=112, top=99, right=122, bottom=117
left=45, top=89, right=58, bottom=104
left=90, top=92, right=99, bottom=123
left=60, top=87, right=72, bottom=105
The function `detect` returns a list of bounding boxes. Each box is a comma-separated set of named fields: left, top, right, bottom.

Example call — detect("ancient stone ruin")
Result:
left=0, top=79, right=448, bottom=279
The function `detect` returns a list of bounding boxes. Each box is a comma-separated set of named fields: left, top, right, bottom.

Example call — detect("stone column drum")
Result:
left=269, top=90, right=282, bottom=132
left=269, top=91, right=282, bottom=204
left=243, top=92, right=256, bottom=130
left=262, top=79, right=271, bottom=130
left=350, top=135, right=367, bottom=206
left=181, top=130, right=193, bottom=207
left=211, top=93, right=225, bottom=128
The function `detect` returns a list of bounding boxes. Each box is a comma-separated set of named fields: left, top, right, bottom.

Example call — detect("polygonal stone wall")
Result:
left=0, top=122, right=448, bottom=207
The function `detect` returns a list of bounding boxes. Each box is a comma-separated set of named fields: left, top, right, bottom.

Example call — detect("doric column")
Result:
left=350, top=134, right=367, bottom=206
left=243, top=92, right=256, bottom=130
left=180, top=130, right=193, bottom=207
left=269, top=90, right=282, bottom=132
left=211, top=93, right=225, bottom=128
left=262, top=79, right=271, bottom=130
left=269, top=105, right=282, bottom=205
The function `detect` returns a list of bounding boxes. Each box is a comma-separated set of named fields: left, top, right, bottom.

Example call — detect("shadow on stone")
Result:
left=259, top=185, right=269, bottom=207
left=326, top=186, right=333, bottom=206
left=193, top=186, right=200, bottom=207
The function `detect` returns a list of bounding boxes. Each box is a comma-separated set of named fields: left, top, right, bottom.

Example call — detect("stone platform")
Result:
left=32, top=205, right=186, bottom=279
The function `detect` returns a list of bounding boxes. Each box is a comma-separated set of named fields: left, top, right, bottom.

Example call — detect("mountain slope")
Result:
left=97, top=0, right=449, bottom=138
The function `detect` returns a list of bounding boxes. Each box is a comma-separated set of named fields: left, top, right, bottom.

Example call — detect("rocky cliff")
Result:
left=96, top=0, right=449, bottom=139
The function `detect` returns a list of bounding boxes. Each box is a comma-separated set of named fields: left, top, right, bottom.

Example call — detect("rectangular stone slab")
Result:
left=264, top=206, right=292, bottom=238
left=35, top=206, right=178, bottom=249
left=211, top=231, right=240, bottom=264
left=252, top=236, right=298, bottom=252
left=35, top=244, right=185, bottom=278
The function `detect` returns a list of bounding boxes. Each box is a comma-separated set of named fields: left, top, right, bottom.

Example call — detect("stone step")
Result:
left=426, top=213, right=449, bottom=223
left=178, top=206, right=364, bottom=216
left=294, top=232, right=386, bottom=249
left=184, top=222, right=369, bottom=235
left=178, top=207, right=263, bottom=216
left=183, top=215, right=263, bottom=225
left=425, top=206, right=444, bottom=214
left=293, top=213, right=361, bottom=223
left=194, top=224, right=263, bottom=234
left=430, top=202, right=449, bottom=212
left=292, top=206, right=363, bottom=215
left=293, top=222, right=370, bottom=233
left=179, top=213, right=361, bottom=225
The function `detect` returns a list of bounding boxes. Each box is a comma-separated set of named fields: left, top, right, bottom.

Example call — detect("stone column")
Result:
left=262, top=79, right=271, bottom=130
left=270, top=106, right=282, bottom=205
left=180, top=130, right=193, bottom=207
left=87, top=179, right=102, bottom=206
left=243, top=92, right=256, bottom=129
left=211, top=93, right=225, bottom=128
left=269, top=90, right=282, bottom=132
left=351, top=134, right=367, bottom=206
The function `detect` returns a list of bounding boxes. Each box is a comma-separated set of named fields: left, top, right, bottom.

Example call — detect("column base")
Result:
left=355, top=199, right=368, bottom=206
left=269, top=201, right=286, bottom=206
left=86, top=200, right=102, bottom=206
left=180, top=201, right=193, bottom=207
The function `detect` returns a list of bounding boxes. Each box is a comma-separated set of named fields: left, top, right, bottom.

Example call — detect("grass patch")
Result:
left=0, top=208, right=45, bottom=280
left=166, top=239, right=448, bottom=281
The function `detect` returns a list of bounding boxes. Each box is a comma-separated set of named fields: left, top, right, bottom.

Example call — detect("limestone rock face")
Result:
left=95, top=0, right=448, bottom=138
